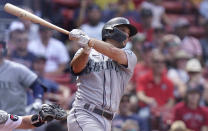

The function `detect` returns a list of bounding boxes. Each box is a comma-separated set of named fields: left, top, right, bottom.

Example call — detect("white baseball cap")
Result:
left=186, top=58, right=202, bottom=72
left=9, top=21, right=25, bottom=32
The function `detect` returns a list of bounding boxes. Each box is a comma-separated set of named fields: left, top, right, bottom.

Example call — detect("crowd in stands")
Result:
left=2, top=0, right=208, bottom=130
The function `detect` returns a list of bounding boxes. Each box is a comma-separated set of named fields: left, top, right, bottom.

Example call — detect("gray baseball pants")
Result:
left=67, top=108, right=111, bottom=131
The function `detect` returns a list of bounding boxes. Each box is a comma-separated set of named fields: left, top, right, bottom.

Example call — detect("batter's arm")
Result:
left=70, top=46, right=91, bottom=74
left=88, top=38, right=128, bottom=65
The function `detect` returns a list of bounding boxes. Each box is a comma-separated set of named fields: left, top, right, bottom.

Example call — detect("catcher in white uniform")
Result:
left=0, top=104, right=67, bottom=131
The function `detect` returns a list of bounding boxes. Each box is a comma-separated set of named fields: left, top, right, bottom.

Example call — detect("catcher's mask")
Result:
left=0, top=41, right=7, bottom=58
left=102, top=17, right=137, bottom=43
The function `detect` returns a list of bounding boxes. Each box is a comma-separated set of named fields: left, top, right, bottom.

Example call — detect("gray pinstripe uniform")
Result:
left=67, top=48, right=137, bottom=131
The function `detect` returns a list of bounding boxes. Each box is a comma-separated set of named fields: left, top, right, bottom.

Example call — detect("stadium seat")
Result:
left=166, top=14, right=195, bottom=26
left=162, top=1, right=194, bottom=14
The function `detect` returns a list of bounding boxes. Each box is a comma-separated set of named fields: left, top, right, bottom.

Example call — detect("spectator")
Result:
left=112, top=94, right=141, bottom=131
left=199, top=0, right=208, bottom=20
left=80, top=4, right=104, bottom=40
left=31, top=56, right=71, bottom=109
left=9, top=8, right=39, bottom=42
left=28, top=25, right=70, bottom=74
left=174, top=18, right=202, bottom=59
left=185, top=58, right=208, bottom=107
left=74, top=0, right=95, bottom=27
left=136, top=49, right=174, bottom=131
left=131, top=8, right=154, bottom=42
left=169, top=120, right=191, bottom=131
left=102, top=0, right=140, bottom=23
left=161, top=34, right=182, bottom=69
left=173, top=85, right=208, bottom=131
left=152, top=26, right=166, bottom=48
left=130, top=33, right=146, bottom=60
left=131, top=42, right=154, bottom=87
left=168, top=50, right=191, bottom=102
left=20, top=7, right=39, bottom=41
left=129, top=42, right=154, bottom=114
left=10, top=29, right=36, bottom=69
left=141, top=0, right=170, bottom=28
left=200, top=20, right=208, bottom=66
left=7, top=22, right=25, bottom=58
left=186, top=58, right=205, bottom=88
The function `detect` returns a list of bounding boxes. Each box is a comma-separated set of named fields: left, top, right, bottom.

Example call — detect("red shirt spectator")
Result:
left=136, top=70, right=174, bottom=107
left=131, top=61, right=151, bottom=85
left=173, top=102, right=208, bottom=131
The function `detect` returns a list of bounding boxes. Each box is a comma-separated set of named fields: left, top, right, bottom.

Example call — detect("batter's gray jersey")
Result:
left=72, top=48, right=137, bottom=113
left=0, top=60, right=37, bottom=115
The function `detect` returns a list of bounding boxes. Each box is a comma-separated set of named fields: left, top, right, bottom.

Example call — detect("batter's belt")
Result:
left=83, top=103, right=114, bottom=120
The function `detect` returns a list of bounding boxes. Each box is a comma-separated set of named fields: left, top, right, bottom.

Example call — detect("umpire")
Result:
left=0, top=41, right=45, bottom=117
left=67, top=17, right=137, bottom=131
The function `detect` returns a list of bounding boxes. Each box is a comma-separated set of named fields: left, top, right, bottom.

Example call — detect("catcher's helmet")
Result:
left=102, top=17, right=137, bottom=43
left=0, top=41, right=7, bottom=57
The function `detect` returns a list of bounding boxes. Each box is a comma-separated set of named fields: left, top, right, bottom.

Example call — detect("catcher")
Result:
left=0, top=104, right=67, bottom=131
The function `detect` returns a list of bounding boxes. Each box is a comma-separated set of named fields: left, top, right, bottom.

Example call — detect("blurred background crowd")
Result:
left=1, top=0, right=208, bottom=131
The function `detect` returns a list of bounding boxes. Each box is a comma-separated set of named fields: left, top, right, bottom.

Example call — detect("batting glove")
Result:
left=69, top=29, right=90, bottom=47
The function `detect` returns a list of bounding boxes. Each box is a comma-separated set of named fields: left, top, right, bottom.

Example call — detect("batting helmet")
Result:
left=0, top=41, right=7, bottom=57
left=102, top=17, right=137, bottom=43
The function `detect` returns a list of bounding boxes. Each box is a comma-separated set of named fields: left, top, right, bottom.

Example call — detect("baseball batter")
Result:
left=67, top=17, right=137, bottom=131
left=0, top=103, right=68, bottom=131
left=0, top=41, right=44, bottom=116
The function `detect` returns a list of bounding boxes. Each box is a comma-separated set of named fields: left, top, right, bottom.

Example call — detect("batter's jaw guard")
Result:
left=102, top=17, right=137, bottom=43
left=0, top=41, right=7, bottom=57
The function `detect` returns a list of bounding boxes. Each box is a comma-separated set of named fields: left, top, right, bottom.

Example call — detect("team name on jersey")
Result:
left=83, top=59, right=120, bottom=74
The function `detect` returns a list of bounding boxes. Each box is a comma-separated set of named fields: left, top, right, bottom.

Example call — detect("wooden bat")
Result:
left=4, top=3, right=70, bottom=35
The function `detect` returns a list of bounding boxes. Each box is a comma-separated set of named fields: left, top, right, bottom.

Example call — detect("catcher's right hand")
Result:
left=39, top=103, right=68, bottom=122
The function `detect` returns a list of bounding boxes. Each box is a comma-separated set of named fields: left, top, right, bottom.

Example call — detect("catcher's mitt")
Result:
left=39, top=103, right=68, bottom=121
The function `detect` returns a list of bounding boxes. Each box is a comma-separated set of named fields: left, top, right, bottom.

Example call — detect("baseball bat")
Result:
left=4, top=3, right=70, bottom=35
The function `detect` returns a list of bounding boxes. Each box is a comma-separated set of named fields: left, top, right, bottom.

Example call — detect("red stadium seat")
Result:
left=162, top=1, right=183, bottom=13
left=166, top=14, right=195, bottom=26
left=162, top=1, right=194, bottom=14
